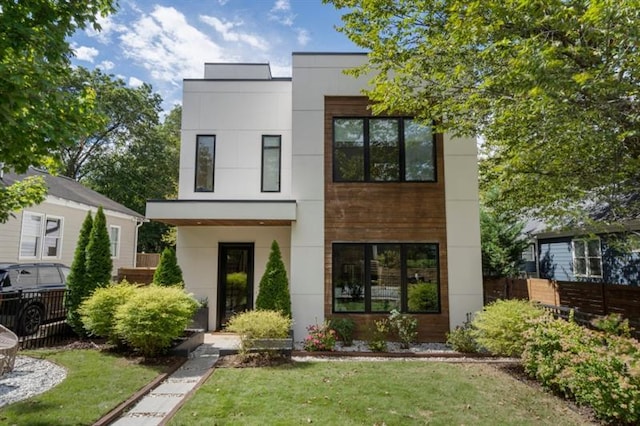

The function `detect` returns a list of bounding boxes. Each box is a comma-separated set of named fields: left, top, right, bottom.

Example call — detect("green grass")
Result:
left=0, top=349, right=169, bottom=425
left=169, top=361, right=593, bottom=426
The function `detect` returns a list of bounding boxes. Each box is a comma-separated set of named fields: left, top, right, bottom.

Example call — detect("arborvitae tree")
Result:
left=86, top=206, right=113, bottom=289
left=153, top=247, right=183, bottom=286
left=256, top=240, right=292, bottom=318
left=66, top=211, right=93, bottom=334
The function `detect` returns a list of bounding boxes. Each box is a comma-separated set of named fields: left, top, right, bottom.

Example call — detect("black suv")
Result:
left=0, top=263, right=70, bottom=335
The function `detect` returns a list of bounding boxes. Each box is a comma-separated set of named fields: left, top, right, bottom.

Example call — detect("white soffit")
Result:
left=146, top=200, right=296, bottom=224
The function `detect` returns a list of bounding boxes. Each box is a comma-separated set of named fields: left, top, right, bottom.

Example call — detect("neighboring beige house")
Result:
left=147, top=53, right=483, bottom=341
left=0, top=168, right=144, bottom=275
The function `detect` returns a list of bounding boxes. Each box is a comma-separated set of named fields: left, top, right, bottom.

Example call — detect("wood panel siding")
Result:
left=324, top=96, right=449, bottom=342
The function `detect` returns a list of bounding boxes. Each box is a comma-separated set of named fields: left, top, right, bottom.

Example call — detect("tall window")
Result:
left=333, top=118, right=435, bottom=182
left=20, top=213, right=63, bottom=259
left=572, top=238, right=602, bottom=278
left=109, top=225, right=121, bottom=259
left=195, top=135, right=215, bottom=192
left=261, top=135, right=281, bottom=192
left=333, top=243, right=440, bottom=313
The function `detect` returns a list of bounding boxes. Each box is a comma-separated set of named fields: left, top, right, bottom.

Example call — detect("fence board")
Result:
left=118, top=268, right=155, bottom=285
left=556, top=282, right=606, bottom=316
left=136, top=253, right=160, bottom=268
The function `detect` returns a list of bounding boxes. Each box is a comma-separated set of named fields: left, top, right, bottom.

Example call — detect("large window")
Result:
left=109, top=225, right=121, bottom=259
left=261, top=135, right=281, bottom=192
left=333, top=243, right=440, bottom=313
left=572, top=238, right=602, bottom=278
left=20, top=213, right=63, bottom=259
left=333, top=118, right=435, bottom=182
left=195, top=135, right=215, bottom=192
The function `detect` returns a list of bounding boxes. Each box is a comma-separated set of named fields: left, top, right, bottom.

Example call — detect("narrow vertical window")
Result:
left=404, top=119, right=435, bottom=181
left=261, top=135, right=281, bottom=192
left=42, top=217, right=63, bottom=258
left=334, top=118, right=364, bottom=181
left=109, top=225, right=121, bottom=259
left=369, top=119, right=399, bottom=181
left=19, top=213, right=43, bottom=258
left=195, top=135, right=215, bottom=192
left=333, top=244, right=366, bottom=312
left=406, top=244, right=440, bottom=313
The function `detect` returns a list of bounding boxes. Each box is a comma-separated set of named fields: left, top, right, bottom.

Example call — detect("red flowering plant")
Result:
left=303, top=321, right=337, bottom=351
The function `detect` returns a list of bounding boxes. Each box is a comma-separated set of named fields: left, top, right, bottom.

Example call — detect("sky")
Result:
left=69, top=0, right=360, bottom=111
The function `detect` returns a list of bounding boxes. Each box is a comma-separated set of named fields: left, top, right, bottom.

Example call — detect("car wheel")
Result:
left=19, top=304, right=44, bottom=336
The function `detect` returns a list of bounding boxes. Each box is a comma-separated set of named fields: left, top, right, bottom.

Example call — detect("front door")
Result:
left=217, top=243, right=254, bottom=329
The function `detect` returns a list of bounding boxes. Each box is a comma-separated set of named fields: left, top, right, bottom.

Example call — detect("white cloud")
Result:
left=98, top=60, right=115, bottom=71
left=86, top=15, right=127, bottom=44
left=272, top=0, right=290, bottom=11
left=200, top=15, right=269, bottom=51
left=296, top=28, right=310, bottom=46
left=72, top=44, right=99, bottom=62
left=128, top=77, right=144, bottom=87
left=269, top=0, right=295, bottom=26
left=218, top=0, right=230, bottom=4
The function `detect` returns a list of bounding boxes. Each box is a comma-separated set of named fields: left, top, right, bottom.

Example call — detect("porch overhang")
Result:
left=145, top=199, right=297, bottom=226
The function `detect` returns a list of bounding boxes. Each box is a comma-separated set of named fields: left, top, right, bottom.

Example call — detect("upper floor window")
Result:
left=333, top=118, right=435, bottom=182
left=109, top=225, right=121, bottom=259
left=19, top=213, right=63, bottom=259
left=261, top=135, right=281, bottom=192
left=195, top=135, right=215, bottom=192
left=572, top=238, right=602, bottom=278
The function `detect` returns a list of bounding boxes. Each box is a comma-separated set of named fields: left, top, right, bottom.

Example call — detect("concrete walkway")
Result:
left=109, top=333, right=241, bottom=426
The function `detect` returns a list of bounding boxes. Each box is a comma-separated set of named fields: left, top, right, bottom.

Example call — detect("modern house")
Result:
left=146, top=53, right=483, bottom=341
left=0, top=168, right=144, bottom=275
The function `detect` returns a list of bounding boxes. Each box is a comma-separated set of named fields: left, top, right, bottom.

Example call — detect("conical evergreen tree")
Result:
left=86, top=206, right=113, bottom=289
left=153, top=247, right=183, bottom=286
left=256, top=240, right=291, bottom=318
left=66, top=211, right=93, bottom=334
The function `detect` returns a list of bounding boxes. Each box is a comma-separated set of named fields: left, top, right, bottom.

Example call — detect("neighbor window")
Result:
left=333, top=118, right=435, bottom=182
left=109, top=225, right=121, bottom=259
left=261, top=135, right=281, bottom=192
left=333, top=243, right=440, bottom=313
left=195, top=135, right=215, bottom=192
left=20, top=213, right=63, bottom=259
left=572, top=238, right=602, bottom=278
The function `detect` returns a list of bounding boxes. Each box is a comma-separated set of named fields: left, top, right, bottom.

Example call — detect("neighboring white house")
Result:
left=146, top=53, right=483, bottom=341
left=1, top=168, right=144, bottom=275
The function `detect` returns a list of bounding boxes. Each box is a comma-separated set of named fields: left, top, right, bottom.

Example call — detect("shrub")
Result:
left=255, top=240, right=291, bottom=318
left=367, top=319, right=389, bottom=352
left=226, top=310, right=292, bottom=353
left=388, top=309, right=417, bottom=349
left=471, top=299, right=545, bottom=356
left=79, top=280, right=137, bottom=344
left=114, top=285, right=199, bottom=357
left=591, top=313, right=633, bottom=337
left=303, top=322, right=337, bottom=351
left=86, top=206, right=113, bottom=289
left=328, top=317, right=356, bottom=346
left=407, top=282, right=439, bottom=312
left=446, top=320, right=479, bottom=353
left=153, top=247, right=184, bottom=286
left=66, top=211, right=93, bottom=335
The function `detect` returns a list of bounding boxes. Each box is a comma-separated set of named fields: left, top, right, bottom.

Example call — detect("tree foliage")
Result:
left=66, top=211, right=94, bottom=334
left=86, top=206, right=113, bottom=289
left=0, top=176, right=47, bottom=223
left=325, top=0, right=640, bottom=223
left=256, top=240, right=292, bottom=318
left=480, top=208, right=530, bottom=277
left=153, top=247, right=184, bottom=286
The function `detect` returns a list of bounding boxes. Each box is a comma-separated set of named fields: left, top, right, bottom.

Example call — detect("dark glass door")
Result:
left=217, top=243, right=254, bottom=329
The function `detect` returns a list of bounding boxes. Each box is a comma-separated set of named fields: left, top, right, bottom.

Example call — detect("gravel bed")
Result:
left=0, top=356, right=67, bottom=408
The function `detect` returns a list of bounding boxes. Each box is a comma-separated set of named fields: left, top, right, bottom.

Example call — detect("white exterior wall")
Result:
left=177, top=226, right=291, bottom=330
left=0, top=196, right=139, bottom=274
left=179, top=80, right=292, bottom=200
left=443, top=135, right=484, bottom=328
left=290, top=54, right=371, bottom=339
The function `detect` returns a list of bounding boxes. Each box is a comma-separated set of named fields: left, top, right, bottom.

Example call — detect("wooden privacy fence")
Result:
left=483, top=277, right=640, bottom=325
left=117, top=267, right=155, bottom=284
left=136, top=253, right=160, bottom=268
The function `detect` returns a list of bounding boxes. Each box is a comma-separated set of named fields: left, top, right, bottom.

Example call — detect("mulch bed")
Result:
left=216, top=352, right=293, bottom=368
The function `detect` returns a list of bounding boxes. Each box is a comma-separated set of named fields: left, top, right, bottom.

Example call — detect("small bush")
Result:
left=328, top=317, right=356, bottom=346
left=114, top=285, right=199, bottom=357
left=255, top=240, right=291, bottom=317
left=388, top=309, right=417, bottom=349
left=367, top=319, right=389, bottom=352
left=446, top=321, right=479, bottom=353
left=407, top=282, right=439, bottom=312
left=471, top=299, right=545, bottom=356
left=153, top=247, right=184, bottom=287
left=79, top=281, right=137, bottom=344
left=591, top=313, right=633, bottom=337
left=303, top=322, right=337, bottom=351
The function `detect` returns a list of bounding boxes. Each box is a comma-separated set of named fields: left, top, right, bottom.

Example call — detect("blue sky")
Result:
left=69, top=0, right=359, bottom=110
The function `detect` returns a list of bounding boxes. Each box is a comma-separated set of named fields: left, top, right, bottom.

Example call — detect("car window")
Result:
left=59, top=266, right=71, bottom=284
left=15, top=267, right=38, bottom=288
left=39, top=266, right=64, bottom=285
left=0, top=270, right=8, bottom=288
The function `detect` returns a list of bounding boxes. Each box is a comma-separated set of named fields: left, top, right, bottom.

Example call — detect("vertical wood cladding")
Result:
left=324, top=96, right=450, bottom=341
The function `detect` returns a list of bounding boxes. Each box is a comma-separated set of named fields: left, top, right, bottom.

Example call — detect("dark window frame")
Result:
left=261, top=135, right=282, bottom=193
left=194, top=134, right=216, bottom=192
left=332, top=242, right=441, bottom=314
left=332, top=117, right=437, bottom=183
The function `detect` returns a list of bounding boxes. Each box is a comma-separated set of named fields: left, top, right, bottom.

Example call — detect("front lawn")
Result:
left=169, top=360, right=595, bottom=425
left=0, top=348, right=172, bottom=425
